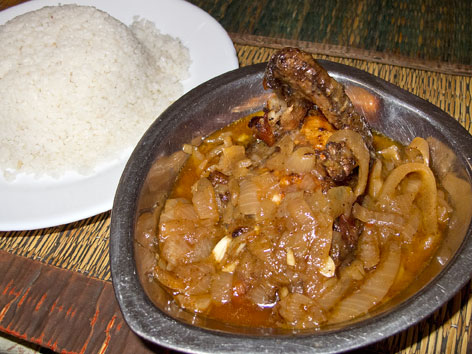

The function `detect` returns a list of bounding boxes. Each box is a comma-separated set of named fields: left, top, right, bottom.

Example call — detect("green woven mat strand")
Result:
left=188, top=0, right=472, bottom=66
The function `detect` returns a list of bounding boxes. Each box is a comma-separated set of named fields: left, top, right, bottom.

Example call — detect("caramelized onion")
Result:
left=238, top=178, right=260, bottom=215
left=298, top=174, right=317, bottom=191
left=379, top=163, right=438, bottom=236
left=402, top=206, right=421, bottom=243
left=318, top=277, right=353, bottom=311
left=329, top=241, right=401, bottom=323
left=379, top=145, right=400, bottom=162
left=306, top=212, right=334, bottom=268
left=326, top=186, right=355, bottom=219
left=161, top=230, right=215, bottom=266
left=280, top=231, right=309, bottom=258
left=186, top=276, right=213, bottom=296
left=328, top=129, right=370, bottom=196
left=278, top=293, right=326, bottom=326
left=408, top=137, right=430, bottom=165
left=385, top=177, right=421, bottom=215
left=286, top=196, right=315, bottom=225
left=175, top=294, right=211, bottom=313
left=173, top=263, right=215, bottom=295
left=217, top=145, right=246, bottom=174
left=211, top=272, right=233, bottom=304
left=153, top=266, right=185, bottom=291
left=278, top=293, right=315, bottom=322
left=357, top=228, right=380, bottom=269
left=252, top=172, right=280, bottom=199
left=368, top=159, right=383, bottom=198
left=160, top=229, right=194, bottom=265
left=192, top=178, right=219, bottom=221
left=352, top=203, right=404, bottom=227
left=286, top=147, right=316, bottom=174
left=228, top=178, right=240, bottom=206
left=247, top=281, right=276, bottom=307
left=160, top=198, right=198, bottom=222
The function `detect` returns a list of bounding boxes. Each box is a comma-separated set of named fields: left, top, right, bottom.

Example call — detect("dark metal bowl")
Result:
left=110, top=62, right=472, bottom=353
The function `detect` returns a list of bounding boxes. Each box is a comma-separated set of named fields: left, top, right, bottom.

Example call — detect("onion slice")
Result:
left=238, top=178, right=260, bottom=215
left=408, top=137, right=430, bottom=166
left=379, top=162, right=438, bottom=236
left=328, top=129, right=370, bottom=196
left=329, top=241, right=401, bottom=324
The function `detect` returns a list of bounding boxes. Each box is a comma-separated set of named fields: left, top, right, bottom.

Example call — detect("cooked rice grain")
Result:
left=0, top=5, right=190, bottom=179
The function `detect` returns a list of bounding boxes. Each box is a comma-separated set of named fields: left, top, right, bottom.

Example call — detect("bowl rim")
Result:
left=110, top=61, right=472, bottom=353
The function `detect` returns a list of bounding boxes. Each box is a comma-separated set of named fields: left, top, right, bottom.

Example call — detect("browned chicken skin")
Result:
left=320, top=141, right=357, bottom=182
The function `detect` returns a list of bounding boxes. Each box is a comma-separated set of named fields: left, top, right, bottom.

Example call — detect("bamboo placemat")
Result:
left=1, top=45, right=471, bottom=353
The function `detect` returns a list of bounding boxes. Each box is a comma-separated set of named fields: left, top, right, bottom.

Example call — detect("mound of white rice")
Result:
left=0, top=5, right=190, bottom=180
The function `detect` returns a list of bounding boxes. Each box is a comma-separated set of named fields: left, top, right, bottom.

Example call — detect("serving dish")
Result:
left=110, top=62, right=472, bottom=353
left=0, top=0, right=238, bottom=231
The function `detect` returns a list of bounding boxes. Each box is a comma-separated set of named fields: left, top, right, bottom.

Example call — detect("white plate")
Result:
left=0, top=0, right=239, bottom=231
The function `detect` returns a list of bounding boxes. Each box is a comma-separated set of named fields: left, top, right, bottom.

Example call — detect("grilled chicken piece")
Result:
left=263, top=47, right=372, bottom=182
left=264, top=47, right=373, bottom=150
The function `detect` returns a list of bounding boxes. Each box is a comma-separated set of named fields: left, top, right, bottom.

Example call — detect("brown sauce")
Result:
left=150, top=108, right=450, bottom=329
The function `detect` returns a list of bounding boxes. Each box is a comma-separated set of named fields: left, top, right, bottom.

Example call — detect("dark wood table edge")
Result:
left=0, top=250, right=170, bottom=354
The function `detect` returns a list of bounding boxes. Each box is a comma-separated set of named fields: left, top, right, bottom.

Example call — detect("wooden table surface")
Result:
left=1, top=1, right=472, bottom=353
